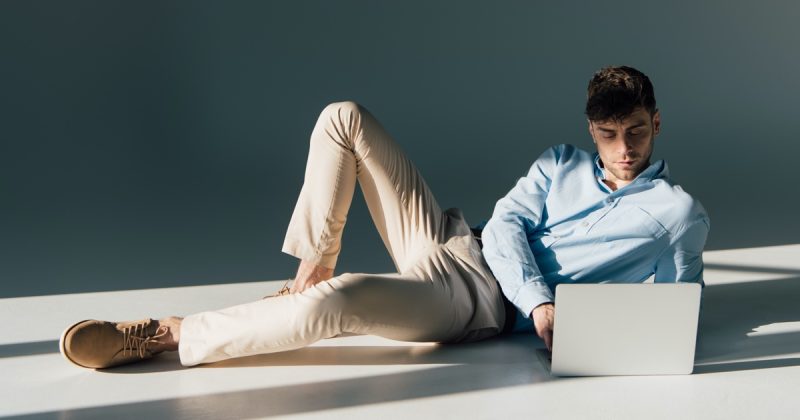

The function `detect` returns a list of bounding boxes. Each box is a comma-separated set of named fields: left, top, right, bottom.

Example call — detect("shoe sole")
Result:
left=59, top=319, right=94, bottom=369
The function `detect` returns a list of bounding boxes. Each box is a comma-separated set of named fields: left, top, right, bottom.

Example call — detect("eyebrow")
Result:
left=596, top=122, right=647, bottom=132
left=625, top=122, right=647, bottom=130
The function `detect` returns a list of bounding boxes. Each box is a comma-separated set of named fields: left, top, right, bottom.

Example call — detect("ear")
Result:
left=652, top=110, right=661, bottom=136
left=587, top=119, right=597, bottom=144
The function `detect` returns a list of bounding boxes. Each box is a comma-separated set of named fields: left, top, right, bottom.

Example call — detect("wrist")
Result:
left=531, top=302, right=554, bottom=318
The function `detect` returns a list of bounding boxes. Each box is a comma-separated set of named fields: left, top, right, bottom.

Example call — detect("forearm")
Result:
left=482, top=220, right=554, bottom=317
left=483, top=145, right=561, bottom=318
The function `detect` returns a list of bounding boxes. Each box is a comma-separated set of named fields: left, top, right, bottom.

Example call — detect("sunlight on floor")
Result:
left=2, top=244, right=799, bottom=419
left=748, top=322, right=800, bottom=337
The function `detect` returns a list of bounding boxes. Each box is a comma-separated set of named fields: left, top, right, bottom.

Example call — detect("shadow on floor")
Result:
left=18, top=337, right=558, bottom=419
left=105, top=333, right=545, bottom=373
left=694, top=262, right=800, bottom=372
left=704, top=263, right=800, bottom=276
left=0, top=340, right=58, bottom=358
left=693, top=357, right=800, bottom=374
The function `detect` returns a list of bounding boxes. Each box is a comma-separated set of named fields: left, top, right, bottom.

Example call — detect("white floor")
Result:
left=2, top=245, right=799, bottom=419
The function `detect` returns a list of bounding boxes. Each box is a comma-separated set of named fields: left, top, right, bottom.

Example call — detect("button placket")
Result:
left=580, top=197, right=619, bottom=234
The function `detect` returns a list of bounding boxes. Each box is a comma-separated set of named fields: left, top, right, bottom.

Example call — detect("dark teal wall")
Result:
left=3, top=1, right=798, bottom=297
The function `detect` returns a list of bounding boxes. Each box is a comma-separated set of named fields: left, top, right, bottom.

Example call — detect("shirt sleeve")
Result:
left=654, top=211, right=711, bottom=285
left=481, top=145, right=562, bottom=318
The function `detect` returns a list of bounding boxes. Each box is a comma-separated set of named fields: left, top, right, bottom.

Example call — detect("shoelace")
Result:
left=122, top=322, right=169, bottom=358
left=262, top=279, right=293, bottom=299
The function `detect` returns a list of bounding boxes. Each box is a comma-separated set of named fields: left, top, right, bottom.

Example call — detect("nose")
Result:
left=624, top=140, right=635, bottom=153
left=621, top=136, right=635, bottom=154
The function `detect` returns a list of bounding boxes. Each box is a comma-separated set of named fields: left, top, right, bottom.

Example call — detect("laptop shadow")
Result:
left=694, top=269, right=800, bottom=373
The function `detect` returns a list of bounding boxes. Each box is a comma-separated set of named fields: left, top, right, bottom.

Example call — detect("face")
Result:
left=588, top=107, right=661, bottom=189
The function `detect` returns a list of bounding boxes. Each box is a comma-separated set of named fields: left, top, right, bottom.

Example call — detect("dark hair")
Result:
left=585, top=66, right=657, bottom=122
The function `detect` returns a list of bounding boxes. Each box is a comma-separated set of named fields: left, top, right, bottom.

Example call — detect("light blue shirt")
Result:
left=480, top=144, right=710, bottom=323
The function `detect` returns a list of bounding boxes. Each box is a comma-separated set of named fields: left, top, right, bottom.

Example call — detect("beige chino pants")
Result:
left=179, top=101, right=505, bottom=366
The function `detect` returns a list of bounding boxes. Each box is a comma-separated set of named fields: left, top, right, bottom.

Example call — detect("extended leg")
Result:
left=180, top=258, right=472, bottom=366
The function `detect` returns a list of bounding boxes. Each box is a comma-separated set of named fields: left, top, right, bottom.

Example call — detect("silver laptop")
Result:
left=540, top=283, right=702, bottom=376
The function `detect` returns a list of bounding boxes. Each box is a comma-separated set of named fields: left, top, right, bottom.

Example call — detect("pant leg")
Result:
left=179, top=249, right=472, bottom=366
left=281, top=101, right=446, bottom=273
left=178, top=101, right=505, bottom=366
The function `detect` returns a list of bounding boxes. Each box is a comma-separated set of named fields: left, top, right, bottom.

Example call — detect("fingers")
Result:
left=289, top=280, right=307, bottom=294
left=290, top=261, right=335, bottom=294
left=534, top=324, right=553, bottom=351
left=543, top=329, right=553, bottom=352
left=532, top=303, right=555, bottom=351
left=293, top=261, right=335, bottom=294
left=288, top=277, right=322, bottom=294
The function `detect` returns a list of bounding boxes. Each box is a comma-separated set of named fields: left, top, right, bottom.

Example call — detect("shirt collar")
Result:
left=593, top=153, right=668, bottom=193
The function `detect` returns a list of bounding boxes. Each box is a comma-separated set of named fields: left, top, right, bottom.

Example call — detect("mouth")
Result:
left=617, top=160, right=637, bottom=168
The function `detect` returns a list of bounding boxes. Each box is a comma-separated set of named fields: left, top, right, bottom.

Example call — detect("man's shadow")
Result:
left=694, top=263, right=800, bottom=373
left=30, top=334, right=560, bottom=419
left=109, top=331, right=549, bottom=373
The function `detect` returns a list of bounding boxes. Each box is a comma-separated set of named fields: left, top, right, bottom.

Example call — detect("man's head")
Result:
left=585, top=66, right=661, bottom=189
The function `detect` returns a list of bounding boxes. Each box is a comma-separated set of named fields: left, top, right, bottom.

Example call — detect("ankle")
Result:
left=155, top=316, right=182, bottom=352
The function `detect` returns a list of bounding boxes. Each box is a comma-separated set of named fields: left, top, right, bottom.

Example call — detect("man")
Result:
left=481, top=65, right=710, bottom=351
left=59, top=65, right=708, bottom=369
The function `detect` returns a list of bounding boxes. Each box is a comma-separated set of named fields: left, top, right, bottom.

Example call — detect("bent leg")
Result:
left=282, top=101, right=446, bottom=273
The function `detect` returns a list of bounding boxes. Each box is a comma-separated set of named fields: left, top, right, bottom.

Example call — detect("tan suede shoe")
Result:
left=59, top=318, right=169, bottom=369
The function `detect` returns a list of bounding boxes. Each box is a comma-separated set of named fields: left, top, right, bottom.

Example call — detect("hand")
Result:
left=290, top=259, right=335, bottom=294
left=531, top=303, right=555, bottom=351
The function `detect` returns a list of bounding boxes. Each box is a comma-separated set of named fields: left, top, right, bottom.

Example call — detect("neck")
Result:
left=602, top=178, right=626, bottom=191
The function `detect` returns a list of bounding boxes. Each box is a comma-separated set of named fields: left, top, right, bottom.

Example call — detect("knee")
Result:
left=313, top=101, right=364, bottom=149
left=319, top=101, right=363, bottom=131
left=321, top=100, right=362, bottom=117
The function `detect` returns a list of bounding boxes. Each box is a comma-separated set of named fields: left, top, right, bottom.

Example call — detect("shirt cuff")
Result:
left=512, top=282, right=555, bottom=318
